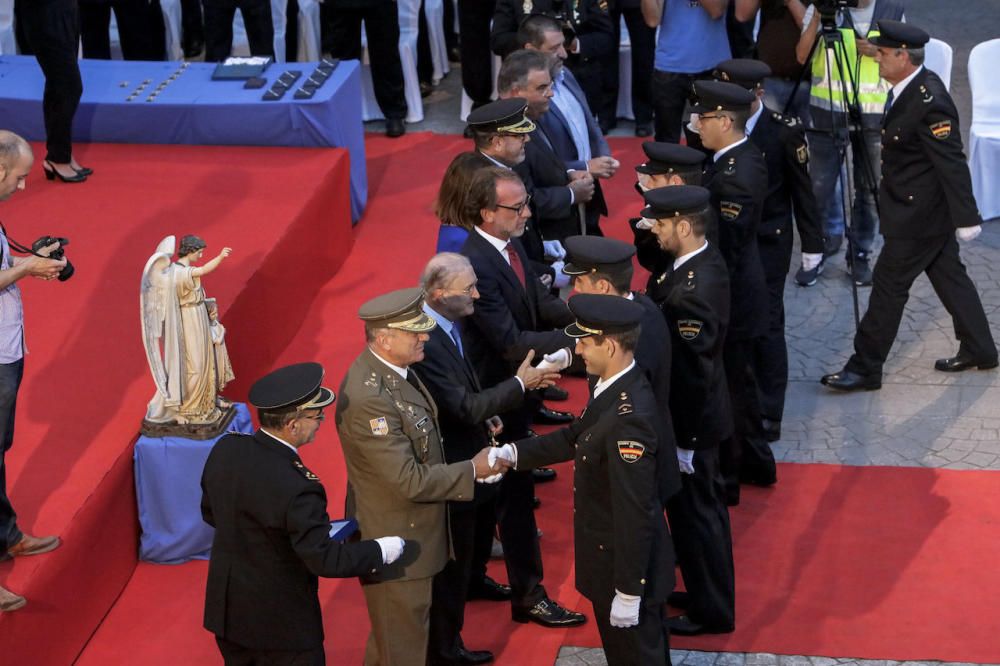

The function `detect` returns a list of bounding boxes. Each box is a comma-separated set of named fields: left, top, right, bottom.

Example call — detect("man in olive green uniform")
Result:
left=336, top=287, right=507, bottom=666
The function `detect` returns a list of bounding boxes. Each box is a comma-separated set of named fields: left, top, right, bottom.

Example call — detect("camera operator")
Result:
left=795, top=0, right=904, bottom=286
left=0, top=131, right=66, bottom=612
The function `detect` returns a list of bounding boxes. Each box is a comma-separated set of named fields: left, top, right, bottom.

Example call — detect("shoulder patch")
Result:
left=719, top=201, right=743, bottom=220
left=677, top=319, right=703, bottom=340
left=920, top=84, right=934, bottom=104
left=617, top=441, right=645, bottom=463
left=369, top=416, right=389, bottom=436
left=796, top=143, right=809, bottom=164
left=293, top=460, right=320, bottom=482
left=930, top=120, right=951, bottom=140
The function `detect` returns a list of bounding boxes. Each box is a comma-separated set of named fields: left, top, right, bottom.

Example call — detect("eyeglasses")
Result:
left=495, top=194, right=532, bottom=215
left=697, top=113, right=727, bottom=122
left=448, top=280, right=478, bottom=295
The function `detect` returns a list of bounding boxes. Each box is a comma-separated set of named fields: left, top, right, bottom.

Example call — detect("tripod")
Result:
left=787, top=9, right=883, bottom=328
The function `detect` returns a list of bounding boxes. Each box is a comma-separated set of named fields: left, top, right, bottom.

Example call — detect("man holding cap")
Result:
left=641, top=185, right=736, bottom=636
left=201, top=362, right=403, bottom=665
left=336, top=287, right=508, bottom=665
left=822, top=20, right=997, bottom=391
left=493, top=293, right=675, bottom=665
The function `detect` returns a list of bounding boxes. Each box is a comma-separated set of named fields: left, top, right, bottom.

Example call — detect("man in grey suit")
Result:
left=336, top=287, right=508, bottom=666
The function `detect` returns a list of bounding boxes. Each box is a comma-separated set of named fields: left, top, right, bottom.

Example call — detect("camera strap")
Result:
left=0, top=223, right=47, bottom=258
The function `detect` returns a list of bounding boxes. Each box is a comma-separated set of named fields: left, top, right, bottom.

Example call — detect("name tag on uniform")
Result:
left=415, top=416, right=429, bottom=429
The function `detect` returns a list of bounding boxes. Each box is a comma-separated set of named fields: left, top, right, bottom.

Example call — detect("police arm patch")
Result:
left=677, top=319, right=703, bottom=340
left=369, top=416, right=389, bottom=436
left=930, top=120, right=951, bottom=140
left=617, top=441, right=646, bottom=463
left=720, top=201, right=743, bottom=220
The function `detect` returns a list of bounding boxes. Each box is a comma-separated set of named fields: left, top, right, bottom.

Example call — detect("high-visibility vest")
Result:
left=809, top=26, right=889, bottom=117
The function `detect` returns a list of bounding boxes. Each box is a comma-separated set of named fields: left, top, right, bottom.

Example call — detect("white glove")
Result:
left=551, top=261, right=572, bottom=289
left=687, top=113, right=701, bottom=135
left=801, top=252, right=823, bottom=271
left=536, top=347, right=572, bottom=371
left=375, top=536, right=405, bottom=564
left=609, top=590, right=641, bottom=628
left=543, top=239, right=567, bottom=261
left=489, top=443, right=517, bottom=468
left=635, top=217, right=656, bottom=231
left=677, top=448, right=695, bottom=475
left=957, top=225, right=982, bottom=242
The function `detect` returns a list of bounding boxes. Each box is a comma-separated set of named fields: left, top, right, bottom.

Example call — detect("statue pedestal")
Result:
left=134, top=402, right=253, bottom=563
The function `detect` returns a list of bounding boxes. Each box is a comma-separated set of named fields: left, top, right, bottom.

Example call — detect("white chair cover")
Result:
left=360, top=0, right=424, bottom=124
left=968, top=38, right=1000, bottom=221
left=615, top=15, right=633, bottom=121
left=231, top=9, right=251, bottom=56
left=0, top=0, right=16, bottom=54
left=297, top=0, right=323, bottom=61
left=924, top=37, right=953, bottom=91
left=424, top=0, right=449, bottom=84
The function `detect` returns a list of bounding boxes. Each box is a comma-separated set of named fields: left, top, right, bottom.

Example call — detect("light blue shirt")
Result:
left=0, top=231, right=25, bottom=363
left=654, top=0, right=731, bottom=74
left=551, top=69, right=592, bottom=164
left=423, top=303, right=458, bottom=349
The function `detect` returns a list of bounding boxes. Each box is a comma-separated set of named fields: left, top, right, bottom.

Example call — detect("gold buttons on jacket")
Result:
left=640, top=578, right=646, bottom=585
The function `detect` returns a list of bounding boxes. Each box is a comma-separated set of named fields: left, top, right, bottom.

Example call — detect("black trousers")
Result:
left=753, top=233, right=794, bottom=423
left=0, top=359, right=24, bottom=550
left=846, top=233, right=998, bottom=377
left=215, top=636, right=324, bottom=666
left=80, top=0, right=166, bottom=61
left=203, top=0, right=274, bottom=62
left=666, top=445, right=735, bottom=629
left=457, top=0, right=495, bottom=108
left=592, top=595, right=670, bottom=666
left=720, top=337, right=775, bottom=504
left=492, top=468, right=546, bottom=609
left=651, top=69, right=705, bottom=144
left=428, top=494, right=496, bottom=665
left=181, top=0, right=205, bottom=46
left=607, top=5, right=655, bottom=127
left=322, top=0, right=407, bottom=120
left=17, top=0, right=83, bottom=164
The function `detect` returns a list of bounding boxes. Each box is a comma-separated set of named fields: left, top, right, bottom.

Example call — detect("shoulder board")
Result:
left=616, top=391, right=633, bottom=416
left=292, top=459, right=321, bottom=482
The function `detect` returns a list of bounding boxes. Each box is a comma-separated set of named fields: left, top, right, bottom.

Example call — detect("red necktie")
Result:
left=505, top=242, right=526, bottom=288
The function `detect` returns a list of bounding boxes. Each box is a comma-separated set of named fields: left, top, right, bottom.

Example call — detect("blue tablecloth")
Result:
left=134, top=402, right=253, bottom=564
left=0, top=56, right=367, bottom=220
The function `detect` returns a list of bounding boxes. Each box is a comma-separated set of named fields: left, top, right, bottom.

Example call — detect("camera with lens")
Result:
left=814, top=0, right=859, bottom=17
left=32, top=236, right=75, bottom=281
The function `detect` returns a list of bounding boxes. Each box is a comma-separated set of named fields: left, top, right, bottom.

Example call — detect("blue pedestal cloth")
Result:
left=135, top=402, right=253, bottom=564
left=0, top=56, right=368, bottom=221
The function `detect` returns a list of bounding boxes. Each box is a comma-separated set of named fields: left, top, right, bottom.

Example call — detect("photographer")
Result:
left=795, top=0, right=904, bottom=286
left=0, top=131, right=67, bottom=612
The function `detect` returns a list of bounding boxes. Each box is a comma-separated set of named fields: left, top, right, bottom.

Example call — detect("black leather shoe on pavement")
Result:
left=820, top=370, right=881, bottom=392
left=542, top=385, right=568, bottom=401
left=467, top=576, right=511, bottom=601
left=934, top=355, right=1000, bottom=372
left=385, top=118, right=406, bottom=138
left=534, top=407, right=574, bottom=425
left=851, top=254, right=873, bottom=286
left=532, top=467, right=557, bottom=483
left=512, top=598, right=586, bottom=627
left=666, top=615, right=734, bottom=636
left=457, top=647, right=495, bottom=664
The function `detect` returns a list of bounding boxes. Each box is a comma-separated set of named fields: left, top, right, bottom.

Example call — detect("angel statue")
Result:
left=140, top=235, right=236, bottom=438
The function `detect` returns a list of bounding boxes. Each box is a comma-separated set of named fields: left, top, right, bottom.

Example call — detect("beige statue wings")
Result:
left=141, top=236, right=182, bottom=413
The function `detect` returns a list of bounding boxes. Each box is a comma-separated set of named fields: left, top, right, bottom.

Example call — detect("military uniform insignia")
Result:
left=617, top=441, right=645, bottom=463
left=930, top=120, right=951, bottom=140
left=369, top=416, right=389, bottom=436
left=678, top=319, right=703, bottom=340
left=617, top=392, right=633, bottom=415
left=920, top=85, right=934, bottom=104
left=723, top=157, right=736, bottom=175
left=293, top=460, right=320, bottom=481
left=656, top=271, right=668, bottom=284
left=796, top=143, right=809, bottom=164
left=720, top=201, right=742, bottom=220
left=522, top=0, right=532, bottom=13
left=364, top=372, right=378, bottom=389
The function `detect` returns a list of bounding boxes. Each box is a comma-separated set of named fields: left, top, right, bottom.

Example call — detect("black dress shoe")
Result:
left=534, top=407, right=575, bottom=425
left=532, top=467, right=557, bottom=483
left=542, top=385, right=568, bottom=401
left=385, top=118, right=406, bottom=138
left=934, top=355, right=999, bottom=372
left=512, top=598, right=586, bottom=627
left=667, top=590, right=689, bottom=608
left=666, top=614, right=733, bottom=636
left=467, top=576, right=511, bottom=601
left=820, top=370, right=881, bottom=392
left=456, top=647, right=494, bottom=664
left=182, top=37, right=204, bottom=58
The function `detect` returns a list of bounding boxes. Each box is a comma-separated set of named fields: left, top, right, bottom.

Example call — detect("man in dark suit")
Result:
left=498, top=50, right=598, bottom=243
left=460, top=166, right=587, bottom=628
left=458, top=0, right=497, bottom=117
left=643, top=185, right=736, bottom=637
left=561, top=235, right=681, bottom=507
left=416, top=252, right=561, bottom=666
left=493, top=294, right=675, bottom=664
left=822, top=21, right=998, bottom=391
left=692, top=80, right=774, bottom=503
left=608, top=0, right=656, bottom=136
left=202, top=0, right=274, bottom=61
left=491, top=0, right=616, bottom=128
left=201, top=363, right=405, bottom=664
left=710, top=58, right=825, bottom=444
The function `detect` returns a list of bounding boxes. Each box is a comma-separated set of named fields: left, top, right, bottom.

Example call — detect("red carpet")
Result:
left=19, top=132, right=1000, bottom=665
left=0, top=142, right=354, bottom=664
